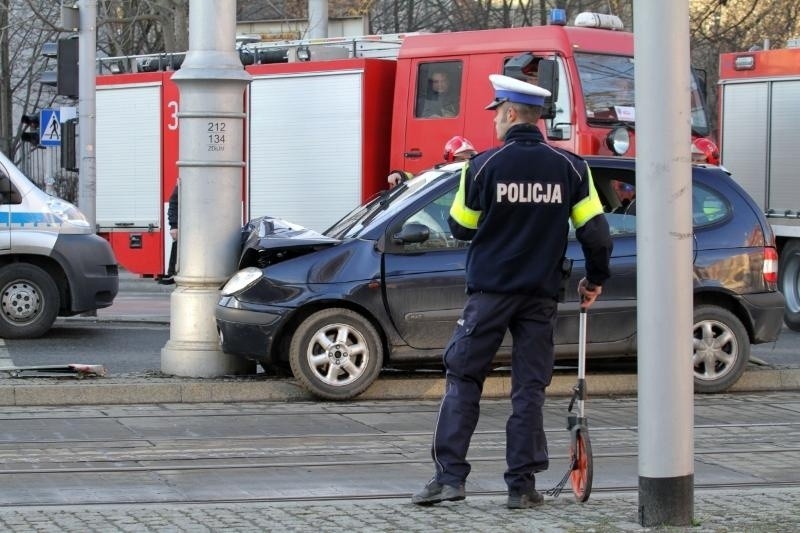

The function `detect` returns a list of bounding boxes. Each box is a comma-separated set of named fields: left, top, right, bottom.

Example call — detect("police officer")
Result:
left=412, top=74, right=612, bottom=509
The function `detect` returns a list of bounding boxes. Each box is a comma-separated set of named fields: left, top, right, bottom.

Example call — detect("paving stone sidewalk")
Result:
left=0, top=487, right=797, bottom=532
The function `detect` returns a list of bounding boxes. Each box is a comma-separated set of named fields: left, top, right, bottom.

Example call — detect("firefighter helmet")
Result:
left=691, top=137, right=720, bottom=165
left=443, top=136, right=476, bottom=162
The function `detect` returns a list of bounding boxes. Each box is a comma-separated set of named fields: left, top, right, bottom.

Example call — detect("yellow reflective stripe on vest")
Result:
left=571, top=167, right=604, bottom=229
left=449, top=165, right=481, bottom=229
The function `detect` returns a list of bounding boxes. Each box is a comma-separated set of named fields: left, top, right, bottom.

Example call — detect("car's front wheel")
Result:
left=692, top=305, right=750, bottom=393
left=289, top=308, right=383, bottom=400
left=0, top=263, right=60, bottom=339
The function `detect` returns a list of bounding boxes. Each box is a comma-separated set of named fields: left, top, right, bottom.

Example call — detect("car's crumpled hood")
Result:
left=238, top=216, right=341, bottom=269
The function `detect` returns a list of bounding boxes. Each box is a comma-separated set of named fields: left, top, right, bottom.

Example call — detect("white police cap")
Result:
left=485, top=74, right=551, bottom=110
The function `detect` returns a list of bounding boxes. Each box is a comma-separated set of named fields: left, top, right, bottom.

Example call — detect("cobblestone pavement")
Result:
left=0, top=487, right=797, bottom=532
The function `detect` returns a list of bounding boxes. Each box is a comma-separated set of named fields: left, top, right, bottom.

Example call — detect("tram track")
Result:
left=0, top=393, right=797, bottom=513
left=0, top=480, right=797, bottom=510
left=0, top=432, right=797, bottom=475
left=1, top=419, right=798, bottom=446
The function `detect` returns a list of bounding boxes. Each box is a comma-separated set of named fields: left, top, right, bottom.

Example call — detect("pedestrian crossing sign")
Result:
left=40, top=108, right=61, bottom=147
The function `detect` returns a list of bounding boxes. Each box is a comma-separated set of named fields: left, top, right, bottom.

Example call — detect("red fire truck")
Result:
left=95, top=11, right=715, bottom=277
left=718, top=45, right=800, bottom=330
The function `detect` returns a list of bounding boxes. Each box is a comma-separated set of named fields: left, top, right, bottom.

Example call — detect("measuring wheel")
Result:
left=570, top=428, right=593, bottom=502
left=545, top=302, right=596, bottom=502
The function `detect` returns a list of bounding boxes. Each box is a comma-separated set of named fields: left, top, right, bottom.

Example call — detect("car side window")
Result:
left=692, top=183, right=729, bottom=226
left=569, top=172, right=636, bottom=239
left=604, top=178, right=636, bottom=236
left=402, top=188, right=469, bottom=252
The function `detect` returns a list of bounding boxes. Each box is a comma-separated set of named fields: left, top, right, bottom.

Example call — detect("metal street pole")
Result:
left=77, top=0, right=96, bottom=229
left=634, top=0, right=694, bottom=526
left=161, top=0, right=255, bottom=377
left=307, top=0, right=329, bottom=39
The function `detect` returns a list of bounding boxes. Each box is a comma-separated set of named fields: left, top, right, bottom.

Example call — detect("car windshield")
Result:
left=324, top=167, right=455, bottom=239
left=576, top=52, right=710, bottom=136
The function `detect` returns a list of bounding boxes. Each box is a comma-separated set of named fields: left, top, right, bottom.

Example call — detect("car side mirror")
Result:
left=393, top=222, right=430, bottom=244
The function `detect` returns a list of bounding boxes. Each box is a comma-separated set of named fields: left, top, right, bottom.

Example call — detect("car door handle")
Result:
left=404, top=149, right=422, bottom=159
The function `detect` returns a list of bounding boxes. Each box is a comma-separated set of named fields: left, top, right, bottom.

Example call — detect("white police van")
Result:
left=0, top=151, right=118, bottom=338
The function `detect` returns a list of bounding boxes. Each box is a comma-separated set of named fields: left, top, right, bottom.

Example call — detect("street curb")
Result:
left=0, top=367, right=797, bottom=406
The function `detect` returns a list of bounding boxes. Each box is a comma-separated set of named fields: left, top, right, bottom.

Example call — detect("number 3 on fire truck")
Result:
left=167, top=101, right=178, bottom=131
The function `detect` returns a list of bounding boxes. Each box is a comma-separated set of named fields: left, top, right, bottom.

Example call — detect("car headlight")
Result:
left=605, top=126, right=630, bottom=156
left=47, top=198, right=90, bottom=229
left=221, top=267, right=263, bottom=296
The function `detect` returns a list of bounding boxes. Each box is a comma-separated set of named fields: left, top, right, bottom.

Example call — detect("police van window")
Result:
left=415, top=62, right=462, bottom=119
left=692, top=183, right=729, bottom=226
left=402, top=188, right=468, bottom=251
left=0, top=172, right=22, bottom=205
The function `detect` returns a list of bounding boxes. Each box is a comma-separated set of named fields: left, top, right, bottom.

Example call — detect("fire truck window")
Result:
left=689, top=73, right=710, bottom=134
left=575, top=53, right=635, bottom=121
left=554, top=57, right=572, bottom=138
left=415, top=62, right=462, bottom=119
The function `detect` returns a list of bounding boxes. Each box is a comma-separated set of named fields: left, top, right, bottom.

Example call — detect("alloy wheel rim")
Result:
left=306, top=322, right=369, bottom=386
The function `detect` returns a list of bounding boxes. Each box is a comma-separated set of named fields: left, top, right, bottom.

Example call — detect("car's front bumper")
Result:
left=215, top=296, right=292, bottom=364
left=52, top=233, right=119, bottom=313
left=737, top=291, right=785, bottom=343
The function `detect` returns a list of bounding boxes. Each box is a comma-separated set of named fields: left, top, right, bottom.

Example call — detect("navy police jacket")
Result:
left=448, top=124, right=612, bottom=298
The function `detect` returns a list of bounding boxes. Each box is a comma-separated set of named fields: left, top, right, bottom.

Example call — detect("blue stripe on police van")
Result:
left=0, top=212, right=60, bottom=227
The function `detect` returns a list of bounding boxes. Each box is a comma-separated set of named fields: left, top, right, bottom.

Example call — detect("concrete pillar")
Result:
left=77, top=0, right=96, bottom=228
left=634, top=0, right=695, bottom=526
left=307, top=0, right=329, bottom=39
left=161, top=0, right=255, bottom=377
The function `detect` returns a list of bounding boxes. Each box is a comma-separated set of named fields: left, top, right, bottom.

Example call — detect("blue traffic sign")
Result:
left=40, top=108, right=60, bottom=147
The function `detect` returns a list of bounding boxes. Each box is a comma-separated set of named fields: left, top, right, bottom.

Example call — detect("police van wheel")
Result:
left=692, top=305, right=750, bottom=393
left=0, top=264, right=60, bottom=339
left=289, top=308, right=383, bottom=400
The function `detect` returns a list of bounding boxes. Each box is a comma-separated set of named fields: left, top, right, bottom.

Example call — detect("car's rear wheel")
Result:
left=289, top=308, right=383, bottom=400
left=778, top=240, right=800, bottom=331
left=692, top=305, right=750, bottom=393
left=0, top=264, right=60, bottom=339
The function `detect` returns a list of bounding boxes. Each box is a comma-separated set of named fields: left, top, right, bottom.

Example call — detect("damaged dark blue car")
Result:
left=215, top=158, right=784, bottom=400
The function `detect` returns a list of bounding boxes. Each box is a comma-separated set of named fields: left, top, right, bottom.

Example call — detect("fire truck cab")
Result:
left=718, top=45, right=800, bottom=329
left=392, top=13, right=713, bottom=174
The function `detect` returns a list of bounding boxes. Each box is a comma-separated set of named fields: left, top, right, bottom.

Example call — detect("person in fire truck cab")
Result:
left=412, top=74, right=612, bottom=509
left=420, top=70, right=459, bottom=118
left=386, top=136, right=477, bottom=188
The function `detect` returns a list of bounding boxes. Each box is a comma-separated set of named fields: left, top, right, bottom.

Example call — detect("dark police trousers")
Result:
left=432, top=291, right=557, bottom=494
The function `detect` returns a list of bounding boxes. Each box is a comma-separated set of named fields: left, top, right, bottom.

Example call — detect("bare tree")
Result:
left=0, top=1, right=60, bottom=161
left=97, top=0, right=189, bottom=57
left=1, top=0, right=11, bottom=156
left=368, top=0, right=633, bottom=34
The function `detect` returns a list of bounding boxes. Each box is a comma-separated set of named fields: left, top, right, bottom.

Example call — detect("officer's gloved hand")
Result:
left=578, top=277, right=602, bottom=309
left=387, top=171, right=406, bottom=188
